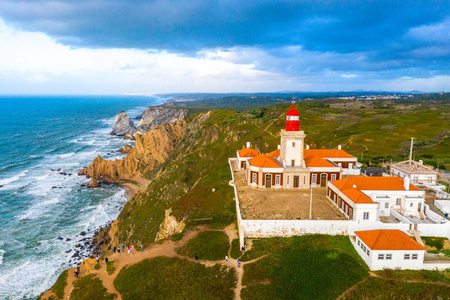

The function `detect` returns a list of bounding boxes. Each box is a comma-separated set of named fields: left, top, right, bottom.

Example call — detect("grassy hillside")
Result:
left=112, top=99, right=450, bottom=246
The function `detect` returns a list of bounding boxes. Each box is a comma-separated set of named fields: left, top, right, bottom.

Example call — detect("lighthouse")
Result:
left=279, top=105, right=305, bottom=167
left=285, top=105, right=300, bottom=131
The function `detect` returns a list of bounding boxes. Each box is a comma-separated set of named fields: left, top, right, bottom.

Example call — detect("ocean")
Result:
left=0, top=95, right=164, bottom=299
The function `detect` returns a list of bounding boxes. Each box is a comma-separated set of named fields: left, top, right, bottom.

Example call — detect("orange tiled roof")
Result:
left=330, top=176, right=421, bottom=191
left=238, top=147, right=259, bottom=158
left=304, top=149, right=356, bottom=159
left=249, top=153, right=282, bottom=168
left=267, top=149, right=280, bottom=158
left=342, top=188, right=375, bottom=204
left=355, top=229, right=426, bottom=251
left=304, top=155, right=338, bottom=168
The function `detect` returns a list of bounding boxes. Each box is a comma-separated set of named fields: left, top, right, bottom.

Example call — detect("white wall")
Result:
left=435, top=200, right=450, bottom=214
left=229, top=158, right=245, bottom=248
left=422, top=262, right=450, bottom=270
left=424, top=204, right=447, bottom=224
left=370, top=249, right=425, bottom=270
left=242, top=219, right=350, bottom=237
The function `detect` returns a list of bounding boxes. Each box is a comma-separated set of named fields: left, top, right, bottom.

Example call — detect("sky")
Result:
left=0, top=0, right=449, bottom=94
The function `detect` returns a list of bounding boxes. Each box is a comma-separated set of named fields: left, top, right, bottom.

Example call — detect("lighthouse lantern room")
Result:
left=285, top=105, right=300, bottom=131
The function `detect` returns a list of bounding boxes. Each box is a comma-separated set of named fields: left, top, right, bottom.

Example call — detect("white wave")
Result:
left=59, top=152, right=75, bottom=159
left=0, top=250, right=4, bottom=265
left=0, top=170, right=28, bottom=186
left=16, top=198, right=60, bottom=220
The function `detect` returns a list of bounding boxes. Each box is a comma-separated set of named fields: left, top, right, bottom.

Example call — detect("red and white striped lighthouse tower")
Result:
left=285, top=105, right=300, bottom=131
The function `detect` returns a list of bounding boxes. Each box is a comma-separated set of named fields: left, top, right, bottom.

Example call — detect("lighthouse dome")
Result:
left=285, top=105, right=300, bottom=131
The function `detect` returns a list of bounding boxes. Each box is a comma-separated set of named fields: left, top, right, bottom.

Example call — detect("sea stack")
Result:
left=88, top=178, right=100, bottom=188
left=110, top=111, right=137, bottom=136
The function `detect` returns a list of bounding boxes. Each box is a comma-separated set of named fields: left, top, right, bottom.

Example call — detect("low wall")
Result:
left=417, top=223, right=450, bottom=238
left=228, top=158, right=245, bottom=248
left=390, top=209, right=412, bottom=224
left=424, top=204, right=447, bottom=224
left=422, top=262, right=450, bottom=271
left=435, top=200, right=450, bottom=214
left=242, top=219, right=350, bottom=237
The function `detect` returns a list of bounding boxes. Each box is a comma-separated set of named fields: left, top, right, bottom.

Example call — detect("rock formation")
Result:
left=154, top=209, right=186, bottom=241
left=117, top=144, right=133, bottom=154
left=136, top=107, right=187, bottom=134
left=81, top=120, right=186, bottom=183
left=110, top=111, right=137, bottom=136
left=88, top=178, right=100, bottom=188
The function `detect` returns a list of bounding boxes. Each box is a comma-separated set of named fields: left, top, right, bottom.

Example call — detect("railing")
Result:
left=342, top=168, right=361, bottom=175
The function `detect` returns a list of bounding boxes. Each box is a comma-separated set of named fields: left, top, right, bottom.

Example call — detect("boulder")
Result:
left=88, top=178, right=100, bottom=188
left=78, top=168, right=87, bottom=176
left=124, top=134, right=134, bottom=140
left=122, top=144, right=132, bottom=154
left=110, top=111, right=137, bottom=136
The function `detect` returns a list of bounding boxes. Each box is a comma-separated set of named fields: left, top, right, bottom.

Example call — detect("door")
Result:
left=265, top=174, right=272, bottom=188
left=418, top=203, right=421, bottom=212
left=293, top=176, right=299, bottom=188
left=320, top=174, right=327, bottom=187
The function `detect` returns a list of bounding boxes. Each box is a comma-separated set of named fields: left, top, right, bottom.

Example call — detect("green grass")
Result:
left=170, top=230, right=185, bottom=241
left=70, top=274, right=115, bottom=300
left=50, top=269, right=68, bottom=299
left=176, top=231, right=229, bottom=261
left=114, top=257, right=236, bottom=300
left=94, top=263, right=100, bottom=270
left=241, top=250, right=368, bottom=300
left=342, top=277, right=450, bottom=299
left=230, top=238, right=241, bottom=259
left=422, top=236, right=448, bottom=251
left=106, top=261, right=116, bottom=275
left=375, top=269, right=450, bottom=284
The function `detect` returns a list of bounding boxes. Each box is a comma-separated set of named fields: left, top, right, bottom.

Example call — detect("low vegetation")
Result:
left=230, top=238, right=241, bottom=259
left=50, top=270, right=68, bottom=299
left=106, top=261, right=116, bottom=275
left=176, top=230, right=229, bottom=261
left=114, top=257, right=236, bottom=300
left=70, top=274, right=115, bottom=300
left=422, top=236, right=448, bottom=252
left=342, top=277, right=450, bottom=299
left=375, top=269, right=450, bottom=284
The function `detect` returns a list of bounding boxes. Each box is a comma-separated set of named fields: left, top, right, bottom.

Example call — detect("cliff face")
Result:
left=82, top=120, right=186, bottom=183
left=137, top=107, right=187, bottom=133
left=110, top=111, right=137, bottom=136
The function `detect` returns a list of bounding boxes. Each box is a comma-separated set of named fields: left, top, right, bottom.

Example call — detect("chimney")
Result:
left=419, top=160, right=423, bottom=165
left=404, top=177, right=410, bottom=191
left=306, top=145, right=310, bottom=150
left=246, top=142, right=250, bottom=148
left=277, top=144, right=280, bottom=150
left=338, top=145, right=342, bottom=150
left=352, top=184, right=357, bottom=189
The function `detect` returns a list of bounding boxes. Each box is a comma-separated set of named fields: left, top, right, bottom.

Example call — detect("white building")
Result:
left=390, top=159, right=444, bottom=191
left=236, top=142, right=260, bottom=170
left=327, top=176, right=425, bottom=222
left=351, top=229, right=426, bottom=270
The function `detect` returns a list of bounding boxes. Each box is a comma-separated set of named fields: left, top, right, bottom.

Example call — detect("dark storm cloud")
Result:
left=1, top=0, right=449, bottom=78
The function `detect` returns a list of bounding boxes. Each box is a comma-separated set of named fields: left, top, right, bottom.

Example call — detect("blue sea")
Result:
left=0, top=95, right=164, bottom=299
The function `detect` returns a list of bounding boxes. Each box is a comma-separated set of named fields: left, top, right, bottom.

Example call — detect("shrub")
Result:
left=176, top=231, right=229, bottom=261
left=106, top=261, right=116, bottom=275
left=70, top=274, right=115, bottom=300
left=51, top=270, right=68, bottom=299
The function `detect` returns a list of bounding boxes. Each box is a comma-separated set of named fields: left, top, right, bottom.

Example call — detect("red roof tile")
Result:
left=342, top=188, right=375, bottom=204
left=331, top=176, right=421, bottom=191
left=267, top=149, right=280, bottom=158
left=238, top=147, right=259, bottom=158
left=304, top=155, right=338, bottom=168
left=355, top=229, right=426, bottom=251
left=304, top=149, right=356, bottom=159
left=249, top=153, right=282, bottom=168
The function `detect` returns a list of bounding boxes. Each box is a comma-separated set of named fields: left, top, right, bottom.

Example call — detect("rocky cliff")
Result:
left=136, top=107, right=187, bottom=133
left=81, top=120, right=186, bottom=183
left=110, top=111, right=137, bottom=136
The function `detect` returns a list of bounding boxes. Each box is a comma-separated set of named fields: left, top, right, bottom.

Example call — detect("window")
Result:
left=331, top=174, right=336, bottom=181
left=252, top=173, right=257, bottom=183
left=363, top=212, right=369, bottom=220
left=287, top=176, right=290, bottom=185
left=303, top=176, right=306, bottom=185
left=412, top=254, right=418, bottom=260
left=428, top=176, right=433, bottom=184
left=404, top=254, right=410, bottom=260
left=312, top=174, right=317, bottom=184
left=292, top=142, right=296, bottom=147
left=291, top=159, right=295, bottom=166
left=396, top=198, right=401, bottom=205
left=357, top=240, right=360, bottom=246
left=410, top=203, right=413, bottom=207
left=367, top=250, right=370, bottom=256
left=413, top=176, right=418, bottom=183
left=385, top=202, right=389, bottom=209
left=378, top=254, right=384, bottom=260
left=362, top=245, right=366, bottom=251
left=276, top=175, right=281, bottom=185
left=386, top=254, right=392, bottom=260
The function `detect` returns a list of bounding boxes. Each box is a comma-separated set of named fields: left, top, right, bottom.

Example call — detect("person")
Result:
left=105, top=257, right=109, bottom=265
left=241, top=246, right=245, bottom=252
left=237, top=259, right=240, bottom=268
left=77, top=266, right=80, bottom=275
left=195, top=254, right=198, bottom=261
left=225, top=255, right=228, bottom=263
left=122, top=244, right=125, bottom=252
left=74, top=270, right=78, bottom=278
left=96, top=254, right=100, bottom=263
left=117, top=247, right=120, bottom=254
left=141, top=244, right=143, bottom=252
left=113, top=246, right=116, bottom=253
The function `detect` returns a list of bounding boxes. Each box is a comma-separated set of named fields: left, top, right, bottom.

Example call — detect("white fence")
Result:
left=423, top=262, right=450, bottom=270
left=343, top=168, right=361, bottom=176
left=435, top=200, right=450, bottom=214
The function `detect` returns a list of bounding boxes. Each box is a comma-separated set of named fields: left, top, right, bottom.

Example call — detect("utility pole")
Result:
left=309, top=186, right=313, bottom=219
left=409, top=137, right=415, bottom=167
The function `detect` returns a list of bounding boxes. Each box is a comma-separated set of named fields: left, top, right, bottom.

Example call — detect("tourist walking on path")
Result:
left=225, top=255, right=228, bottom=263
left=96, top=254, right=100, bottom=263
left=141, top=244, right=143, bottom=252
left=117, top=247, right=120, bottom=254
left=237, top=259, right=240, bottom=268
left=113, top=246, right=116, bottom=253
left=105, top=257, right=109, bottom=265
left=122, top=244, right=125, bottom=252
left=195, top=254, right=198, bottom=261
